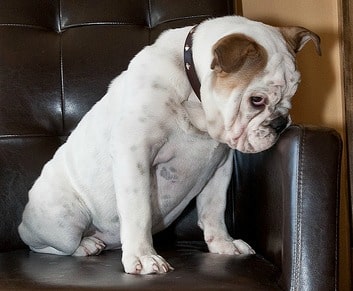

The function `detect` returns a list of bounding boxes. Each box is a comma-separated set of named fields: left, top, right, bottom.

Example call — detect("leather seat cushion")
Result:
left=0, top=242, right=281, bottom=290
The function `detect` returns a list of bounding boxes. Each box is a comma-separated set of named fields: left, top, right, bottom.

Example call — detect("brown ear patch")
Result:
left=211, top=33, right=268, bottom=75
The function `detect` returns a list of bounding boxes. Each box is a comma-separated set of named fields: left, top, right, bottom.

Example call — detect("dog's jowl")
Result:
left=18, top=16, right=320, bottom=275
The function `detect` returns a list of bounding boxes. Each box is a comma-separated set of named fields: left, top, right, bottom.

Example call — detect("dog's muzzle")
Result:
left=269, top=116, right=290, bottom=134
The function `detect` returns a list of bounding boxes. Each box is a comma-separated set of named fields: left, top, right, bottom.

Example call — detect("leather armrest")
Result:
left=231, top=125, right=342, bottom=290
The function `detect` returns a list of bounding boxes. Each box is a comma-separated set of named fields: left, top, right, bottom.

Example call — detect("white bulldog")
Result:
left=18, top=16, right=320, bottom=274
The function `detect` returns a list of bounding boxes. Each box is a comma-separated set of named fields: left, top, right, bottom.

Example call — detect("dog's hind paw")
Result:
left=123, top=253, right=174, bottom=275
left=207, top=238, right=255, bottom=255
left=232, top=239, right=255, bottom=255
left=72, top=236, right=106, bottom=256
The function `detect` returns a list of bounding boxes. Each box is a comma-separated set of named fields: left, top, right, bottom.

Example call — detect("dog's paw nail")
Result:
left=152, top=264, right=159, bottom=272
left=83, top=247, right=90, bottom=256
left=135, top=263, right=142, bottom=273
left=96, top=243, right=104, bottom=249
left=166, top=263, right=174, bottom=271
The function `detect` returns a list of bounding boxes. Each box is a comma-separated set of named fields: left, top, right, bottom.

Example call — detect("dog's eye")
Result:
left=250, top=96, right=266, bottom=107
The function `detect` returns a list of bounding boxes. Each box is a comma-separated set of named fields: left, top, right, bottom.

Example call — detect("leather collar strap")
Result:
left=184, top=25, right=201, bottom=101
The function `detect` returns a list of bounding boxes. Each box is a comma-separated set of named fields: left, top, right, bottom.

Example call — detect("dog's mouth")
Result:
left=228, top=135, right=276, bottom=153
left=210, top=114, right=291, bottom=153
left=225, top=125, right=285, bottom=153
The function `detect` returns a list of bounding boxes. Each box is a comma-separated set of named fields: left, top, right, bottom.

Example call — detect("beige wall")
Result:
left=239, top=0, right=351, bottom=290
left=241, top=0, right=343, bottom=132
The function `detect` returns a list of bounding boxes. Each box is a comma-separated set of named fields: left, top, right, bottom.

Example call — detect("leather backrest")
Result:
left=0, top=0, right=234, bottom=251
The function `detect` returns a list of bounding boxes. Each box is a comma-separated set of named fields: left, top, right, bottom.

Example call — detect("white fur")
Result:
left=18, top=16, right=302, bottom=274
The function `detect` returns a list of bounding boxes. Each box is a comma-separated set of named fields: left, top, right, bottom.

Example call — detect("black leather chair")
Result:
left=0, top=1, right=342, bottom=290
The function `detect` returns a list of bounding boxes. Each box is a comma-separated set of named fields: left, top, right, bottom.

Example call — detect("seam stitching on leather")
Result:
left=147, top=0, right=152, bottom=28
left=334, top=134, right=341, bottom=290
left=0, top=23, right=50, bottom=30
left=154, top=15, right=211, bottom=27
left=289, top=127, right=298, bottom=291
left=0, top=134, right=67, bottom=139
left=59, top=0, right=65, bottom=134
left=58, top=0, right=62, bottom=32
left=60, top=39, right=65, bottom=133
left=290, top=125, right=304, bottom=291
left=230, top=151, right=236, bottom=236
left=293, top=126, right=305, bottom=290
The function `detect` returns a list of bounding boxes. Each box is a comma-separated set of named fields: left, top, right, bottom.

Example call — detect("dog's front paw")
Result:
left=207, top=238, right=255, bottom=255
left=122, top=253, right=174, bottom=275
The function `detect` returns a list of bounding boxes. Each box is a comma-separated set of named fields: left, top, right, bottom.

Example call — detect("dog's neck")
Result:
left=184, top=25, right=201, bottom=101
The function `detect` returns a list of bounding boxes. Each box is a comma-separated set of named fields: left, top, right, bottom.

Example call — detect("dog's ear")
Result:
left=279, top=26, right=321, bottom=56
left=211, top=34, right=267, bottom=74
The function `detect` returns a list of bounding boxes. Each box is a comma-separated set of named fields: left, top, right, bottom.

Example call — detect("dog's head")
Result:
left=197, top=17, right=320, bottom=153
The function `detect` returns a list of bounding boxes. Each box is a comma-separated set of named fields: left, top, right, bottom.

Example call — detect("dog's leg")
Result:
left=196, top=150, right=255, bottom=255
left=18, top=177, right=97, bottom=257
left=110, top=120, right=173, bottom=275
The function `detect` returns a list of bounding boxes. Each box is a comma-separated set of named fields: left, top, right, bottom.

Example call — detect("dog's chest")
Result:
left=150, top=129, right=229, bottom=230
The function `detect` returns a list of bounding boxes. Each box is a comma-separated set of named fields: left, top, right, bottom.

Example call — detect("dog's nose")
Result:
left=269, top=116, right=289, bottom=134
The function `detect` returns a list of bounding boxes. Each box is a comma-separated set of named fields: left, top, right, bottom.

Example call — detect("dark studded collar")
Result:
left=184, top=25, right=201, bottom=101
